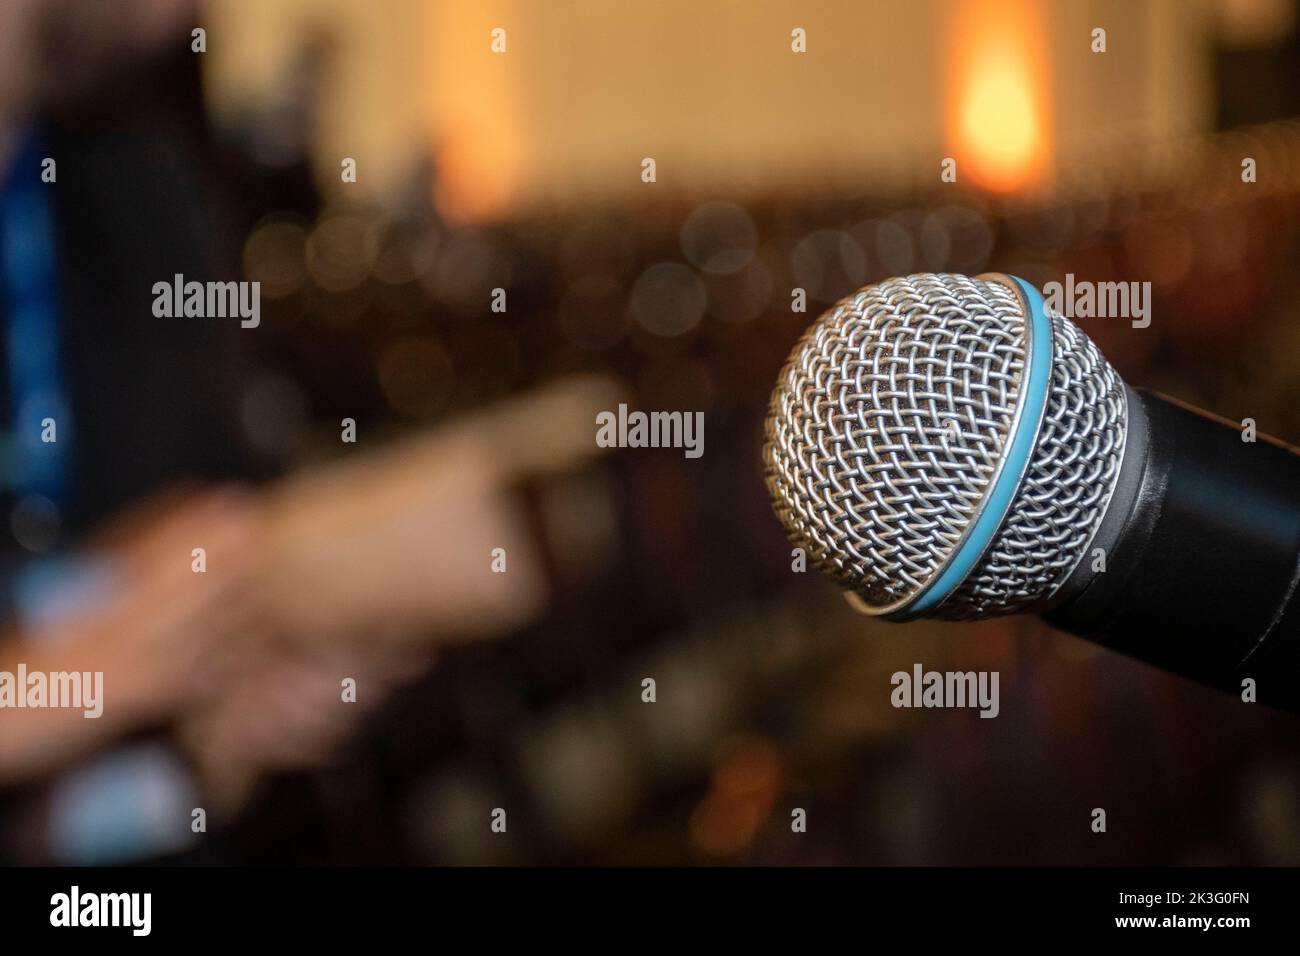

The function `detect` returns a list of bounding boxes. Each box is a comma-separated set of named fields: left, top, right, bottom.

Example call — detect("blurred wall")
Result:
left=204, top=0, right=1214, bottom=218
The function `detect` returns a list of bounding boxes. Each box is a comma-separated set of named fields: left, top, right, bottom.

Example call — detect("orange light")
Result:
left=689, top=737, right=782, bottom=858
left=427, top=2, right=524, bottom=223
left=948, top=0, right=1050, bottom=193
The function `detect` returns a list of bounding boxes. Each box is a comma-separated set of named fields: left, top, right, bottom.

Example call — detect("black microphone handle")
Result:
left=1045, top=388, right=1300, bottom=713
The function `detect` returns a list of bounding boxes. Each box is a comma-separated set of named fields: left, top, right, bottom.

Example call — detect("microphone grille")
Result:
left=763, top=273, right=1126, bottom=619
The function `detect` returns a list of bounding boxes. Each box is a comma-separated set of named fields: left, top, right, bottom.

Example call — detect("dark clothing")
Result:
left=1, top=51, right=266, bottom=554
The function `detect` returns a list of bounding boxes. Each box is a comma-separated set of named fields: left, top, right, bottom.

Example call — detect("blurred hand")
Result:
left=0, top=488, right=260, bottom=783
left=256, top=373, right=626, bottom=645
left=177, top=640, right=432, bottom=814
left=78, top=487, right=264, bottom=717
left=176, top=373, right=627, bottom=812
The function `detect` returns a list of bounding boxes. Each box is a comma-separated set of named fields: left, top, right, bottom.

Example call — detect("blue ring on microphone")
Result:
left=899, top=275, right=1052, bottom=617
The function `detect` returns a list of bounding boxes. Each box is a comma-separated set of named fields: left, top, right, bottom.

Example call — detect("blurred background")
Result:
left=1, top=0, right=1300, bottom=865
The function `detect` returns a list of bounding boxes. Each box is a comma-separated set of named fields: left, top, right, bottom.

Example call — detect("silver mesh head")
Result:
left=763, top=273, right=1127, bottom=620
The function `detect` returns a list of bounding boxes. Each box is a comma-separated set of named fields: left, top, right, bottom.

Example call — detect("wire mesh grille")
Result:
left=763, top=273, right=1126, bottom=618
left=763, top=274, right=1027, bottom=609
left=935, top=312, right=1126, bottom=618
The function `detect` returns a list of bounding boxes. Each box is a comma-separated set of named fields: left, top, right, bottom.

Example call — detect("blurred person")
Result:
left=0, top=0, right=259, bottom=805
left=0, top=0, right=625, bottom=859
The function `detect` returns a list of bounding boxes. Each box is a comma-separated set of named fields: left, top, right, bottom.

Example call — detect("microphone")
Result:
left=763, top=273, right=1300, bottom=711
